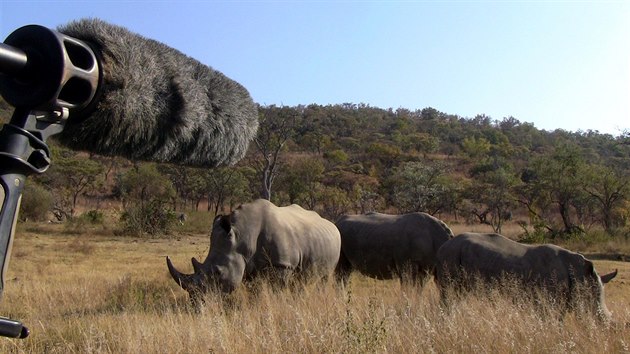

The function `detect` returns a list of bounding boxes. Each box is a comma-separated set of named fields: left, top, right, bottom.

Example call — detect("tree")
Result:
left=275, top=157, right=325, bottom=208
left=386, top=161, right=458, bottom=215
left=464, top=166, right=519, bottom=233
left=461, top=136, right=491, bottom=159
left=300, top=130, right=333, bottom=154
left=251, top=105, right=298, bottom=200
left=514, top=168, right=554, bottom=235
left=118, top=162, right=175, bottom=207
left=323, top=149, right=349, bottom=169
left=117, top=162, right=177, bottom=236
left=420, top=107, right=441, bottom=121
left=348, top=181, right=384, bottom=214
left=88, top=154, right=127, bottom=192
left=411, top=132, right=440, bottom=157
left=366, top=142, right=402, bottom=170
left=318, top=186, right=351, bottom=221
left=525, top=144, right=589, bottom=237
left=158, top=166, right=208, bottom=211
left=46, top=147, right=104, bottom=218
left=186, top=168, right=209, bottom=211
left=205, top=167, right=251, bottom=216
left=582, top=164, right=629, bottom=233
left=85, top=154, right=128, bottom=210
left=158, top=164, right=192, bottom=210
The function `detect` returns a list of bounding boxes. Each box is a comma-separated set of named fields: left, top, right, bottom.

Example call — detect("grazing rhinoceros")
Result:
left=166, top=199, right=341, bottom=300
left=335, top=212, right=454, bottom=286
left=434, top=232, right=618, bottom=320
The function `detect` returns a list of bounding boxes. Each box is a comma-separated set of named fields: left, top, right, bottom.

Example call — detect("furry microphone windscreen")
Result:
left=56, top=18, right=259, bottom=167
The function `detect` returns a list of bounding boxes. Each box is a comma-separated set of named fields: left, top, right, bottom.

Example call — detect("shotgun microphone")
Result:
left=1, top=17, right=259, bottom=167
left=0, top=19, right=259, bottom=338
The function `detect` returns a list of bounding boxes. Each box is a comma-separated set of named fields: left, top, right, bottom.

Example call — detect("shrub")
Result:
left=82, top=209, right=104, bottom=224
left=342, top=289, right=388, bottom=353
left=120, top=199, right=177, bottom=237
left=19, top=182, right=52, bottom=221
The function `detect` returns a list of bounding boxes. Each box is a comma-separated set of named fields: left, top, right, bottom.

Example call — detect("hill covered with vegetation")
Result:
left=2, top=99, right=629, bottom=240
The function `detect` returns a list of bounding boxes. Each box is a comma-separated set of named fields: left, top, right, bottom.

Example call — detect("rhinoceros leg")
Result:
left=397, top=262, right=431, bottom=289
left=334, top=249, right=353, bottom=287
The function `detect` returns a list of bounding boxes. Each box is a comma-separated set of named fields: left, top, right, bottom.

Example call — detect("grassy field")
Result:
left=0, top=222, right=629, bottom=353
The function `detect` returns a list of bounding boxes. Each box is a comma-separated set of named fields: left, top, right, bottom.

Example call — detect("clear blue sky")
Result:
left=1, top=1, right=628, bottom=135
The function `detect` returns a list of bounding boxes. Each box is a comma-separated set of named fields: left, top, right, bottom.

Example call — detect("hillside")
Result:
left=2, top=98, right=630, bottom=240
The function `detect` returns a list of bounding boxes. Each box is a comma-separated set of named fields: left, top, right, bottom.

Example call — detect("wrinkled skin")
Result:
left=434, top=232, right=618, bottom=321
left=335, top=212, right=454, bottom=286
left=167, top=199, right=341, bottom=302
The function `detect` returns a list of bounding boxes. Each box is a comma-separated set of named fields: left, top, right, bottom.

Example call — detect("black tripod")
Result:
left=0, top=24, right=100, bottom=339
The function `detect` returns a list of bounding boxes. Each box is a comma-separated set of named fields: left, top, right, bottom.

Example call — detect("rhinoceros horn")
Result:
left=191, top=257, right=203, bottom=274
left=166, top=256, right=196, bottom=290
left=600, top=269, right=618, bottom=284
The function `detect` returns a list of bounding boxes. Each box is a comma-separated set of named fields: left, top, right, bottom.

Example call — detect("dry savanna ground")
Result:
left=0, top=222, right=629, bottom=353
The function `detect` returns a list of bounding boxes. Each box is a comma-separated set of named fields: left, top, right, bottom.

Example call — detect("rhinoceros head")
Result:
left=166, top=214, right=247, bottom=300
left=580, top=259, right=617, bottom=321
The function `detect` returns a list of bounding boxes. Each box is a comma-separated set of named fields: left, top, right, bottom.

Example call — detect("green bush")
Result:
left=518, top=220, right=547, bottom=244
left=19, top=183, right=52, bottom=221
left=82, top=210, right=104, bottom=224
left=120, top=199, right=177, bottom=237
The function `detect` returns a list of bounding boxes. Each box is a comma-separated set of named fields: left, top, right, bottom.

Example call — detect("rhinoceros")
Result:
left=166, top=199, right=341, bottom=300
left=335, top=212, right=454, bottom=286
left=434, top=232, right=618, bottom=320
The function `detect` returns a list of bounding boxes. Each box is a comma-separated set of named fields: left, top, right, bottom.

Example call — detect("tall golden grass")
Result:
left=0, top=224, right=628, bottom=353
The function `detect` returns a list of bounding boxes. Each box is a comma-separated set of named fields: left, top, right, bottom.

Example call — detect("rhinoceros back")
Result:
left=336, top=212, right=453, bottom=280
left=238, top=200, right=341, bottom=278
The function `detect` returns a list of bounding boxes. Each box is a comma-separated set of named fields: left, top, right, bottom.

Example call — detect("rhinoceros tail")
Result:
left=440, top=220, right=455, bottom=239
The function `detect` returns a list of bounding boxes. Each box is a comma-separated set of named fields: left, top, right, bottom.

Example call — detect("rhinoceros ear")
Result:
left=584, top=259, right=595, bottom=275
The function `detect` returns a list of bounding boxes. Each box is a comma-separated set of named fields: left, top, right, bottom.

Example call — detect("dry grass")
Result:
left=0, top=224, right=629, bottom=353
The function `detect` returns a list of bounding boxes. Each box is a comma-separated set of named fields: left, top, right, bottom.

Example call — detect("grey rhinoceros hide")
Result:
left=167, top=199, right=341, bottom=299
left=434, top=232, right=618, bottom=321
left=335, top=212, right=454, bottom=286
